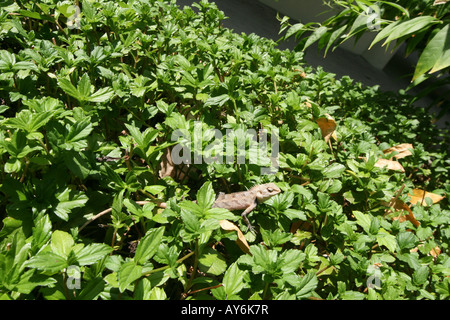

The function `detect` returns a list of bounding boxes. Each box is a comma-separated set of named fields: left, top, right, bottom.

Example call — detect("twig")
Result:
left=187, top=284, right=223, bottom=296
left=78, top=200, right=155, bottom=232
left=383, top=184, right=405, bottom=217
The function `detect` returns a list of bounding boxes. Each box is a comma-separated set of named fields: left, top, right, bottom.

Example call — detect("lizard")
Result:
left=79, top=183, right=281, bottom=233
left=211, top=183, right=281, bottom=233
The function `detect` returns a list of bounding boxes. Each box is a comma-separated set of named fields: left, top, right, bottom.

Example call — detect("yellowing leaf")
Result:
left=374, top=158, right=405, bottom=172
left=408, top=189, right=445, bottom=206
left=383, top=143, right=413, bottom=160
left=316, top=114, right=337, bottom=142
left=219, top=220, right=250, bottom=254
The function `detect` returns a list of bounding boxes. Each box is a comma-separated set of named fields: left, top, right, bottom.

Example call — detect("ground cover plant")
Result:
left=0, top=0, right=449, bottom=300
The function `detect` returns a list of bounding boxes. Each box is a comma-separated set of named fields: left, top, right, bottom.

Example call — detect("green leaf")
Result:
left=325, top=25, right=347, bottom=57
left=262, top=229, right=293, bottom=248
left=143, top=185, right=166, bottom=195
left=77, top=73, right=91, bottom=98
left=26, top=252, right=68, bottom=274
left=285, top=22, right=305, bottom=39
left=296, top=271, right=318, bottom=298
left=376, top=228, right=397, bottom=253
left=148, top=287, right=167, bottom=300
left=330, top=249, right=345, bottom=266
left=222, top=262, right=247, bottom=298
left=50, top=230, right=74, bottom=258
left=280, top=249, right=303, bottom=274
left=63, top=151, right=92, bottom=180
left=118, top=261, right=142, bottom=293
left=4, top=109, right=54, bottom=133
left=414, top=24, right=450, bottom=81
left=204, top=94, right=229, bottom=107
left=431, top=40, right=450, bottom=74
left=134, top=278, right=153, bottom=300
left=58, top=78, right=81, bottom=100
left=134, top=227, right=165, bottom=265
left=304, top=26, right=328, bottom=50
left=197, top=181, right=216, bottom=210
left=14, top=269, right=57, bottom=294
left=353, top=211, right=371, bottom=233
left=283, top=208, right=307, bottom=221
left=304, top=243, right=321, bottom=265
left=88, top=87, right=114, bottom=103
left=65, top=119, right=93, bottom=144
left=75, top=243, right=112, bottom=266
left=397, top=231, right=417, bottom=251
left=384, top=16, right=438, bottom=45
left=76, top=277, right=105, bottom=300
left=340, top=290, right=366, bottom=300
left=31, top=214, right=52, bottom=253
left=413, top=266, right=429, bottom=286
left=323, top=163, right=346, bottom=178
left=54, top=188, right=89, bottom=221
left=198, top=247, right=227, bottom=276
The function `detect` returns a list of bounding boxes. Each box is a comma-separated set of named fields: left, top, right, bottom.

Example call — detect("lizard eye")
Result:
left=267, top=187, right=273, bottom=192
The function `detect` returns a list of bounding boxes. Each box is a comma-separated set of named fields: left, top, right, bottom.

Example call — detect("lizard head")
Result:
left=256, top=183, right=281, bottom=202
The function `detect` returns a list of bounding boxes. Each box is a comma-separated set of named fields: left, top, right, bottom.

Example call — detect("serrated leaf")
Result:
left=353, top=211, right=371, bottom=233
left=75, top=243, right=112, bottom=266
left=323, top=162, right=345, bottom=178
left=134, top=227, right=165, bottom=265
left=51, top=230, right=74, bottom=258
left=26, top=252, right=68, bottom=274
left=413, top=266, right=429, bottom=286
left=77, top=73, right=91, bottom=98
left=31, top=214, right=52, bottom=253
left=118, top=261, right=142, bottom=293
left=65, top=119, right=93, bottom=143
left=76, top=277, right=105, bottom=300
left=54, top=188, right=88, bottom=221
left=376, top=228, right=397, bottom=253
left=88, top=87, right=114, bottom=103
left=222, top=262, right=247, bottom=297
left=196, top=181, right=215, bottom=210
left=198, top=247, right=227, bottom=276
left=280, top=249, right=303, bottom=274
left=296, top=271, right=318, bottom=298
left=397, top=231, right=417, bottom=251
left=58, top=78, right=81, bottom=100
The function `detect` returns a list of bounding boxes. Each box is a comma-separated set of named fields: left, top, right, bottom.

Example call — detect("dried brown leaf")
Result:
left=219, top=220, right=250, bottom=254
left=408, top=189, right=445, bottom=206
left=374, top=158, right=405, bottom=172
left=383, top=143, right=413, bottom=160
left=316, top=114, right=337, bottom=142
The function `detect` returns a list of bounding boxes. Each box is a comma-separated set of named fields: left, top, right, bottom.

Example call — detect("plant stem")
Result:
left=262, top=281, right=270, bottom=300
left=185, top=238, right=199, bottom=295
left=143, top=251, right=195, bottom=277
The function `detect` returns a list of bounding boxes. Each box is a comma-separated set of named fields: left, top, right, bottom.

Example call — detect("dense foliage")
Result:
left=0, top=0, right=449, bottom=300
